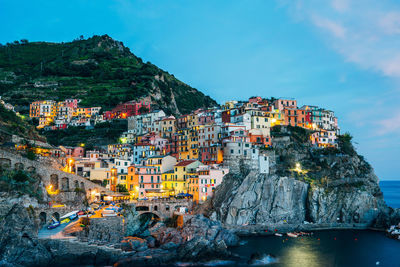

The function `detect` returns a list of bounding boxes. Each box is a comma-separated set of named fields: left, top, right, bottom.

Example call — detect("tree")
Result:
left=116, top=184, right=128, bottom=193
left=138, top=106, right=149, bottom=114
left=338, top=132, right=356, bottom=155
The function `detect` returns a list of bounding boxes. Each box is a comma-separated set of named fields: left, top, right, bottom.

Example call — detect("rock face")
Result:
left=211, top=172, right=309, bottom=225
left=80, top=217, right=125, bottom=245
left=116, top=214, right=239, bottom=266
left=0, top=194, right=51, bottom=266
left=209, top=131, right=394, bottom=228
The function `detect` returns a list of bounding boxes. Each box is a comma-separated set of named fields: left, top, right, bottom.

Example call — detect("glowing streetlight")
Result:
left=110, top=167, right=117, bottom=192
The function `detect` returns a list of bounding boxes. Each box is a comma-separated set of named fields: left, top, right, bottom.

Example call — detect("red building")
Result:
left=106, top=100, right=151, bottom=120
left=248, top=96, right=262, bottom=103
left=200, top=144, right=223, bottom=165
left=222, top=110, right=231, bottom=123
left=165, top=133, right=179, bottom=159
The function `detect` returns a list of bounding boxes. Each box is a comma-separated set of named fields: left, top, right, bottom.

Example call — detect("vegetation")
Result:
left=116, top=184, right=128, bottom=193
left=0, top=104, right=42, bottom=142
left=0, top=35, right=217, bottom=115
left=41, top=120, right=127, bottom=147
left=0, top=168, right=42, bottom=199
left=337, top=132, right=356, bottom=155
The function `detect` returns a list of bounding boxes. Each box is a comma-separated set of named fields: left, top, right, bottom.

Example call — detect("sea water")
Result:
left=223, top=180, right=400, bottom=267
left=380, top=180, right=400, bottom=208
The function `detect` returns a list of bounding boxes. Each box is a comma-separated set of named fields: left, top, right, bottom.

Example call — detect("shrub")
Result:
left=338, top=133, right=356, bottom=155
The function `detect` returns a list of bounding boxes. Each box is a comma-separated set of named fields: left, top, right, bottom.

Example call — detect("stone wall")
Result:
left=79, top=217, right=125, bottom=245
left=0, top=149, right=115, bottom=197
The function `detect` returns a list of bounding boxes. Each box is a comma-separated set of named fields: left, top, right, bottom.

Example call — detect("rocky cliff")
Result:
left=208, top=127, right=399, bottom=229
left=0, top=193, right=51, bottom=266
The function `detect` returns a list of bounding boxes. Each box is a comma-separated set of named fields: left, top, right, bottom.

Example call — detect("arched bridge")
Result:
left=0, top=149, right=115, bottom=197
left=133, top=199, right=191, bottom=219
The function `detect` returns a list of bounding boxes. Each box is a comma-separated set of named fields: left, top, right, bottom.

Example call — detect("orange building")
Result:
left=127, top=165, right=139, bottom=197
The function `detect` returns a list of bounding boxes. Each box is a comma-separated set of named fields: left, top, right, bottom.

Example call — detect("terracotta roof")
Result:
left=175, top=160, right=197, bottom=167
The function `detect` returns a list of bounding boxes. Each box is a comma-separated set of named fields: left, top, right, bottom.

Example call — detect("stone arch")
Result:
left=138, top=212, right=161, bottom=221
left=80, top=182, right=85, bottom=190
left=74, top=180, right=79, bottom=189
left=50, top=174, right=59, bottom=190
left=39, top=212, right=47, bottom=227
left=0, top=158, right=11, bottom=169
left=136, top=206, right=150, bottom=211
left=52, top=212, right=60, bottom=222
left=153, top=205, right=158, bottom=211
left=165, top=205, right=170, bottom=211
left=14, top=162, right=24, bottom=170
left=61, top=177, right=70, bottom=191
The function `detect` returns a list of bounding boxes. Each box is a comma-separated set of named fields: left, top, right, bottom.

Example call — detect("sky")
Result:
left=1, top=0, right=400, bottom=180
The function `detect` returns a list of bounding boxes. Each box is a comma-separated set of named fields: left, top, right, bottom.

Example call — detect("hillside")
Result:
left=0, top=104, right=43, bottom=143
left=0, top=35, right=217, bottom=115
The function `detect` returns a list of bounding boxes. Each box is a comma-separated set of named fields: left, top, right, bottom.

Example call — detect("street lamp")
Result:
left=110, top=167, right=117, bottom=192
left=67, top=158, right=75, bottom=173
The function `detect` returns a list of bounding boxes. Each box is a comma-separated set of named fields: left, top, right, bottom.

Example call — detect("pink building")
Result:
left=65, top=99, right=79, bottom=109
left=273, top=98, right=297, bottom=111
left=197, top=113, right=215, bottom=125
left=137, top=166, right=162, bottom=198
left=189, top=165, right=229, bottom=203
left=249, top=96, right=262, bottom=103
left=63, top=146, right=85, bottom=157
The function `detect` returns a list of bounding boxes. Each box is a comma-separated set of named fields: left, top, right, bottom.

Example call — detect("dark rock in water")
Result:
left=247, top=253, right=277, bottom=265
left=248, top=252, right=263, bottom=264
left=160, top=241, right=179, bottom=250
left=121, top=236, right=148, bottom=252
left=145, top=235, right=156, bottom=248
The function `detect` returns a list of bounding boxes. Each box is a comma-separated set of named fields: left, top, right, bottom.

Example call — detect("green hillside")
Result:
left=0, top=35, right=217, bottom=115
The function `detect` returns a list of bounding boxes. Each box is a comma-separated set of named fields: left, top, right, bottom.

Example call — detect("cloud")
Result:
left=332, top=0, right=349, bottom=12
left=375, top=111, right=400, bottom=135
left=379, top=12, right=400, bottom=35
left=278, top=0, right=400, bottom=78
left=312, top=16, right=346, bottom=38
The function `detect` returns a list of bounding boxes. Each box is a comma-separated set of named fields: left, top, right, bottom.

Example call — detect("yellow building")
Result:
left=178, top=128, right=190, bottom=160
left=162, top=170, right=176, bottom=196
left=160, top=116, right=176, bottom=139
left=171, top=160, right=203, bottom=194
left=188, top=126, right=201, bottom=160
left=268, top=109, right=285, bottom=127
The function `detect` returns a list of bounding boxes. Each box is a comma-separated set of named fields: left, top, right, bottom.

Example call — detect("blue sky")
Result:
left=1, top=0, right=400, bottom=180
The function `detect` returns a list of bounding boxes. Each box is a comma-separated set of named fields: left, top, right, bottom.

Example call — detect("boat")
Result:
left=60, top=218, right=70, bottom=224
left=59, top=210, right=79, bottom=223
left=69, top=213, right=78, bottom=220
left=274, top=233, right=283, bottom=237
left=47, top=221, right=60, bottom=229
left=101, top=209, right=118, bottom=217
left=287, top=232, right=299, bottom=238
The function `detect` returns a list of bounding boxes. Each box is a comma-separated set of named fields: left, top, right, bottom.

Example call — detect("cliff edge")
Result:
left=207, top=126, right=399, bottom=230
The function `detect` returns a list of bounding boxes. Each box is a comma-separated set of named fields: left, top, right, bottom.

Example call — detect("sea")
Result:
left=179, top=180, right=400, bottom=267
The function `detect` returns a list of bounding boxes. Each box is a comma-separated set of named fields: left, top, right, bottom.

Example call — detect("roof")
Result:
left=148, top=155, right=166, bottom=159
left=175, top=160, right=197, bottom=167
left=134, top=143, right=152, bottom=146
